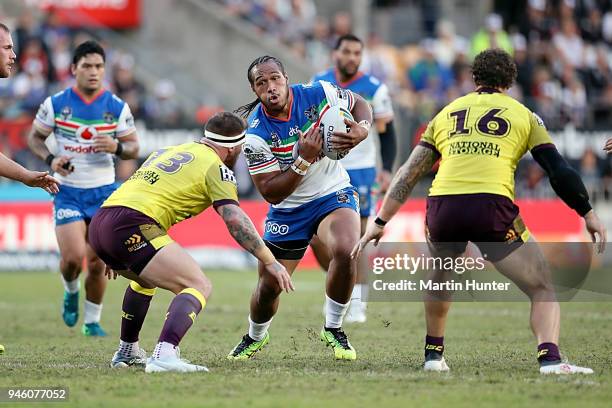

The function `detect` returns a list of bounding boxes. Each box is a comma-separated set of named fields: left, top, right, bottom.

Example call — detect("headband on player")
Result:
left=203, top=129, right=246, bottom=147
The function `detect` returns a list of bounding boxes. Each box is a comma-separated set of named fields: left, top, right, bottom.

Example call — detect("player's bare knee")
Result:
left=61, top=254, right=83, bottom=274
left=184, top=274, right=212, bottom=299
left=330, top=244, right=355, bottom=269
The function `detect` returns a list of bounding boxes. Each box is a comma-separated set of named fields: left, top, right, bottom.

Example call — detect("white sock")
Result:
left=325, top=295, right=349, bottom=329
left=83, top=300, right=102, bottom=324
left=248, top=316, right=272, bottom=341
left=61, top=276, right=80, bottom=294
left=153, top=341, right=176, bottom=359
left=351, top=284, right=361, bottom=300
left=118, top=340, right=139, bottom=357
left=351, top=284, right=367, bottom=308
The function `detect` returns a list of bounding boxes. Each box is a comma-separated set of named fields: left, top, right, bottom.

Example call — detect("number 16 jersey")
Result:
left=420, top=88, right=553, bottom=200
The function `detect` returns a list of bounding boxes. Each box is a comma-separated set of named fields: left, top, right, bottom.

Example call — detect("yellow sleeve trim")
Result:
left=150, top=234, right=173, bottom=250
left=180, top=288, right=207, bottom=310
left=129, top=281, right=157, bottom=296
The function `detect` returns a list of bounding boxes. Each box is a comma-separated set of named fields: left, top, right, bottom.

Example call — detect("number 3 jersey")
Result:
left=33, top=87, right=136, bottom=188
left=103, top=142, right=238, bottom=230
left=420, top=88, right=553, bottom=200
left=243, top=80, right=353, bottom=209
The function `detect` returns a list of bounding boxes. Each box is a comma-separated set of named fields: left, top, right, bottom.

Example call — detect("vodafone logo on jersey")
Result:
left=64, top=145, right=96, bottom=154
left=76, top=125, right=98, bottom=141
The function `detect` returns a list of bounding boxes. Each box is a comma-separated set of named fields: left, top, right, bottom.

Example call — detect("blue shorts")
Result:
left=347, top=167, right=376, bottom=217
left=54, top=183, right=119, bottom=226
left=263, top=187, right=359, bottom=260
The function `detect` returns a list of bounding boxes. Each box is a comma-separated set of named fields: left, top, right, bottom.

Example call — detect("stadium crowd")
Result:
left=0, top=1, right=610, bottom=200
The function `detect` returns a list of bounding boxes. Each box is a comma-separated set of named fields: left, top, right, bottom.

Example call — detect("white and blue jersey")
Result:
left=33, top=87, right=136, bottom=225
left=34, top=87, right=136, bottom=188
left=243, top=80, right=354, bottom=209
left=243, top=80, right=359, bottom=245
left=312, top=69, right=393, bottom=171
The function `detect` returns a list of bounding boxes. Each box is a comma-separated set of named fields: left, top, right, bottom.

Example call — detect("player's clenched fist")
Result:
left=331, top=118, right=369, bottom=150
left=93, top=134, right=119, bottom=154
left=51, top=155, right=74, bottom=176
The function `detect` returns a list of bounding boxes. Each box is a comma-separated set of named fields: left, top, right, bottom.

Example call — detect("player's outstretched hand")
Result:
left=298, top=126, right=322, bottom=163
left=604, top=138, right=612, bottom=154
left=584, top=210, right=607, bottom=254
left=351, top=219, right=385, bottom=260
left=23, top=170, right=60, bottom=194
left=93, top=135, right=119, bottom=154
left=263, top=260, right=294, bottom=293
left=331, top=118, right=368, bottom=150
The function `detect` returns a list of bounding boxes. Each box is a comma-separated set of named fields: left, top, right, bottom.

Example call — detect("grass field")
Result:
left=1, top=270, right=611, bottom=408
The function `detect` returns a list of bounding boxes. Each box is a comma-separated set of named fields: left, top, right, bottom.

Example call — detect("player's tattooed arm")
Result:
left=379, top=145, right=438, bottom=219
left=219, top=203, right=265, bottom=256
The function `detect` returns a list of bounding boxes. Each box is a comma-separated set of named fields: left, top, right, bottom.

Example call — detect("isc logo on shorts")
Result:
left=124, top=234, right=148, bottom=252
left=56, top=208, right=82, bottom=220
left=265, top=222, right=289, bottom=235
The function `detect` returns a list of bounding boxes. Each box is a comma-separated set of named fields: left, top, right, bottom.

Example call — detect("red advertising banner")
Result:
left=36, top=0, right=140, bottom=29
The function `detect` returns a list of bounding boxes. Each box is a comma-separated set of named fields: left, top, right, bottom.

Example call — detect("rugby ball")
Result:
left=317, top=105, right=354, bottom=160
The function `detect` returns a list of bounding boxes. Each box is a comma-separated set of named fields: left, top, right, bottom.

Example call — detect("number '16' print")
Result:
left=448, top=108, right=511, bottom=138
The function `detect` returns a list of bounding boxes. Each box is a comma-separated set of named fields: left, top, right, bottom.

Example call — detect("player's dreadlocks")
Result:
left=235, top=55, right=286, bottom=118
left=472, top=48, right=517, bottom=90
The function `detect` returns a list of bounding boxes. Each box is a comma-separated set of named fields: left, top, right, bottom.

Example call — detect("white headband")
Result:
left=203, top=129, right=246, bottom=147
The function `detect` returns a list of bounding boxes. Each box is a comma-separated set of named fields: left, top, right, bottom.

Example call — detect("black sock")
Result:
left=537, top=342, right=561, bottom=365
left=425, top=335, right=444, bottom=359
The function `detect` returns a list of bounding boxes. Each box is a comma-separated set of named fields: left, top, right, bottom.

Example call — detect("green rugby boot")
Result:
left=227, top=332, right=269, bottom=360
left=320, top=327, right=356, bottom=360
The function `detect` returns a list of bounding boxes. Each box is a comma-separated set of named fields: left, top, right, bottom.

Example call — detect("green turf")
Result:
left=0, top=271, right=610, bottom=408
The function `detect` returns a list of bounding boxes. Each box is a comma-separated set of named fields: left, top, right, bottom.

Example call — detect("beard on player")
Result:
left=337, top=59, right=359, bottom=79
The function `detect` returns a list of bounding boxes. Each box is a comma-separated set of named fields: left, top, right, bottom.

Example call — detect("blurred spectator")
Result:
left=579, top=147, right=599, bottom=189
left=111, top=54, right=146, bottom=118
left=560, top=66, right=587, bottom=126
left=519, top=0, right=554, bottom=42
left=281, top=0, right=316, bottom=44
left=470, top=13, right=513, bottom=58
left=305, top=17, right=332, bottom=71
left=145, top=79, right=184, bottom=128
left=516, top=161, right=554, bottom=198
left=331, top=11, right=352, bottom=41
left=553, top=18, right=585, bottom=69
left=431, top=20, right=468, bottom=68
left=361, top=32, right=402, bottom=93
left=579, top=6, right=604, bottom=44
left=513, top=34, right=535, bottom=106
left=408, top=39, right=454, bottom=102
left=531, top=65, right=563, bottom=128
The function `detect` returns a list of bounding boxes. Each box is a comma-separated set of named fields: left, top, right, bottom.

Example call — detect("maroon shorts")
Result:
left=425, top=193, right=529, bottom=262
left=88, top=206, right=173, bottom=274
